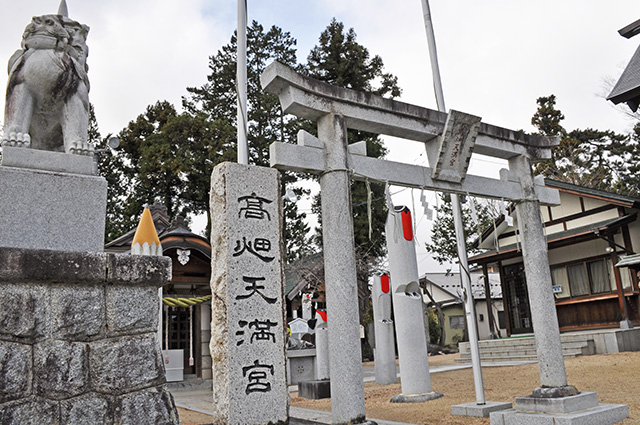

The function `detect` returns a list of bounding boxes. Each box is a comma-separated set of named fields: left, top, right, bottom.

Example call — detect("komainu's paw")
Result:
left=1, top=132, right=31, bottom=148
left=68, top=141, right=94, bottom=156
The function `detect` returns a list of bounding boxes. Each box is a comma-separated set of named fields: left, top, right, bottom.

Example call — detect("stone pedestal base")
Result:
left=0, top=165, right=106, bottom=252
left=451, top=401, right=512, bottom=417
left=490, top=392, right=629, bottom=425
left=298, top=380, right=331, bottom=400
left=0, top=248, right=179, bottom=424
left=390, top=391, right=443, bottom=403
left=2, top=146, right=95, bottom=175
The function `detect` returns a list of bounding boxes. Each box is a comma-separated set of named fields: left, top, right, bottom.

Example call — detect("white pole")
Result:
left=237, top=0, right=249, bottom=165
left=421, top=0, right=445, bottom=112
left=452, top=198, right=485, bottom=404
left=420, top=0, right=485, bottom=405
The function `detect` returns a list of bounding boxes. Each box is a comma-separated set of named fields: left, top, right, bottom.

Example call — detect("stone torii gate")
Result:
left=261, top=61, right=570, bottom=424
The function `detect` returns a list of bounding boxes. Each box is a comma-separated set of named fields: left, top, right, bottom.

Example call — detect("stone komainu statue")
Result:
left=2, top=9, right=92, bottom=155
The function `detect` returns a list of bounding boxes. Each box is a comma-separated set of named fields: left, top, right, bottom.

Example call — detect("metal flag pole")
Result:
left=420, top=0, right=486, bottom=405
left=237, top=0, right=249, bottom=165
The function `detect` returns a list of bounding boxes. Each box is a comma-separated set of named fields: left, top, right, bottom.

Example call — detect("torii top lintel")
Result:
left=261, top=61, right=558, bottom=161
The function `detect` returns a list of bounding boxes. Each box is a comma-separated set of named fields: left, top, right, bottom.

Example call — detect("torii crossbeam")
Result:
left=262, top=61, right=560, bottom=205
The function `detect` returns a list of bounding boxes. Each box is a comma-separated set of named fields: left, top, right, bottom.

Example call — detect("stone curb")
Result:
left=0, top=247, right=171, bottom=286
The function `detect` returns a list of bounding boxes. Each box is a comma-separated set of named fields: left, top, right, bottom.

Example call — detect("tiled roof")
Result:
left=608, top=44, right=640, bottom=111
left=545, top=179, right=640, bottom=207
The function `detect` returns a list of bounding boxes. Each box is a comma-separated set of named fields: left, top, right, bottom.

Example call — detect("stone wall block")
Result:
left=90, top=334, right=165, bottom=394
left=106, top=286, right=158, bottom=336
left=0, top=341, right=32, bottom=403
left=33, top=340, right=88, bottom=399
left=0, top=397, right=60, bottom=425
left=107, top=254, right=171, bottom=286
left=0, top=284, right=48, bottom=342
left=51, top=286, right=105, bottom=341
left=60, top=393, right=114, bottom=425
left=0, top=247, right=107, bottom=283
left=114, top=386, right=179, bottom=425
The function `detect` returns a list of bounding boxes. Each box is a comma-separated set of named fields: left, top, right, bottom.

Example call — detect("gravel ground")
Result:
left=178, top=351, right=640, bottom=424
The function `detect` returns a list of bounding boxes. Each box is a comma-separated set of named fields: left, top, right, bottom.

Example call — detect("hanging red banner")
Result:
left=380, top=274, right=390, bottom=293
left=401, top=207, right=413, bottom=241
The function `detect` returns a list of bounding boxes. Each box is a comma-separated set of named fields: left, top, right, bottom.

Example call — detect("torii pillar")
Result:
left=316, top=113, right=369, bottom=424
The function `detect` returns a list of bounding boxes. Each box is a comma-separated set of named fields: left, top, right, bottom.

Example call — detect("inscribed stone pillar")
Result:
left=372, top=273, right=396, bottom=385
left=209, top=162, right=288, bottom=425
left=318, top=113, right=367, bottom=424
left=509, top=155, right=573, bottom=393
left=386, top=206, right=442, bottom=402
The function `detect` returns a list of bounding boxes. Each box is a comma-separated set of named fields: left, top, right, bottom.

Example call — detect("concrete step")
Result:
left=457, top=341, right=593, bottom=362
left=455, top=350, right=583, bottom=363
left=460, top=338, right=595, bottom=355
left=460, top=341, right=594, bottom=356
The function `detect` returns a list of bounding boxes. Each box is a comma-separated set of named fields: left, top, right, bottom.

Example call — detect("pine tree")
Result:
left=425, top=194, right=497, bottom=265
left=97, top=101, right=235, bottom=241
left=531, top=95, right=565, bottom=137
left=183, top=21, right=312, bottom=260
left=304, top=19, right=401, bottom=267
left=532, top=94, right=636, bottom=195
left=303, top=19, right=402, bottom=326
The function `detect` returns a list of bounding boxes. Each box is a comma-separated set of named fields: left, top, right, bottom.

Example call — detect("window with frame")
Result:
left=551, top=267, right=570, bottom=299
left=449, top=315, right=465, bottom=330
left=553, top=258, right=616, bottom=299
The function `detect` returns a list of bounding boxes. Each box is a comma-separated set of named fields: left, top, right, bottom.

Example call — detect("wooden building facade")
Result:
left=470, top=180, right=640, bottom=335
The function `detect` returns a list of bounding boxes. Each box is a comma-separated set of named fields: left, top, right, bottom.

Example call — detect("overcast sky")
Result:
left=2, top=1, right=640, bottom=273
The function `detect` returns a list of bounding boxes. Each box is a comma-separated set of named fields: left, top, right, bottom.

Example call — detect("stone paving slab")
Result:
left=490, top=403, right=629, bottom=425
left=451, top=401, right=513, bottom=417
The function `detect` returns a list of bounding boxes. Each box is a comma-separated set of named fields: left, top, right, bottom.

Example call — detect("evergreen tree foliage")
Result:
left=183, top=21, right=299, bottom=165
left=92, top=105, right=135, bottom=242
left=425, top=194, right=497, bottom=265
left=305, top=19, right=401, bottom=98
left=305, top=19, right=401, bottom=268
left=612, top=123, right=640, bottom=197
left=183, top=21, right=312, bottom=261
left=532, top=95, right=639, bottom=196
left=531, top=95, right=565, bottom=137
left=99, top=18, right=404, bottom=268
left=99, top=101, right=235, bottom=241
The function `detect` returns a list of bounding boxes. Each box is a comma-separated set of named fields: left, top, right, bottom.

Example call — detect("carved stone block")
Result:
left=89, top=334, right=165, bottom=394
left=106, top=286, right=158, bottom=336
left=0, top=341, right=32, bottom=403
left=0, top=397, right=59, bottom=424
left=0, top=284, right=48, bottom=342
left=114, top=387, right=179, bottom=425
left=51, top=286, right=105, bottom=341
left=60, top=393, right=114, bottom=425
left=0, top=167, right=107, bottom=252
left=33, top=340, right=88, bottom=399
